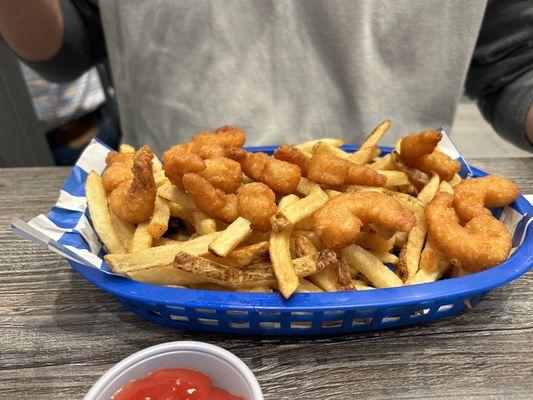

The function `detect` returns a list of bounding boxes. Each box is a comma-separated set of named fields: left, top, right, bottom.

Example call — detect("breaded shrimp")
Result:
left=109, top=146, right=156, bottom=224
left=228, top=149, right=301, bottom=194
left=198, top=157, right=242, bottom=193
left=182, top=173, right=239, bottom=223
left=274, top=144, right=309, bottom=174
left=307, top=151, right=386, bottom=187
left=237, top=183, right=277, bottom=231
left=101, top=152, right=133, bottom=192
left=314, top=192, right=416, bottom=250
left=453, top=176, right=519, bottom=222
left=162, top=146, right=206, bottom=188
left=400, top=130, right=460, bottom=181
left=190, top=126, right=246, bottom=158
left=426, top=193, right=512, bottom=271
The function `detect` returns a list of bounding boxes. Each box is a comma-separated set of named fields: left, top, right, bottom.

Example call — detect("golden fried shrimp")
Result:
left=197, top=157, right=242, bottom=193
left=109, top=145, right=156, bottom=224
left=274, top=144, right=309, bottom=174
left=214, top=125, right=246, bottom=148
left=400, top=130, right=460, bottom=181
left=453, top=176, right=519, bottom=222
left=228, top=149, right=301, bottom=194
left=314, top=192, right=416, bottom=250
left=237, top=183, right=277, bottom=231
left=162, top=146, right=206, bottom=188
left=182, top=173, right=238, bottom=223
left=189, top=126, right=246, bottom=158
left=307, top=151, right=386, bottom=187
left=426, top=193, right=512, bottom=271
left=101, top=152, right=133, bottom=192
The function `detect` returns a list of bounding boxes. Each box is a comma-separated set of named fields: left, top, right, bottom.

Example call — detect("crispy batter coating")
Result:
left=237, top=183, right=277, bottom=232
left=426, top=193, right=512, bottom=271
left=189, top=126, right=246, bottom=158
left=228, top=149, right=301, bottom=194
left=162, top=147, right=206, bottom=189
left=400, top=130, right=460, bottom=181
left=182, top=173, right=238, bottom=223
left=453, top=176, right=519, bottom=222
left=307, top=151, right=386, bottom=187
left=274, top=144, right=309, bottom=174
left=198, top=157, right=242, bottom=193
left=101, top=152, right=134, bottom=192
left=314, top=192, right=416, bottom=250
left=109, top=145, right=156, bottom=224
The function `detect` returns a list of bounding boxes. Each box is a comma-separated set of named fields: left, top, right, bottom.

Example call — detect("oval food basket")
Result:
left=30, top=144, right=533, bottom=335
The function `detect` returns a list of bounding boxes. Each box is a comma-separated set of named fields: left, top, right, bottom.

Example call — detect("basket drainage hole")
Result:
left=259, top=322, right=281, bottom=329
left=352, top=318, right=373, bottom=326
left=381, top=316, right=401, bottom=323
left=147, top=310, right=162, bottom=318
left=324, top=310, right=345, bottom=316
left=195, top=308, right=216, bottom=314
left=259, top=311, right=281, bottom=316
left=322, top=320, right=342, bottom=328
left=229, top=321, right=249, bottom=329
left=198, top=318, right=218, bottom=326
left=227, top=310, right=248, bottom=316
left=291, top=321, right=312, bottom=329
left=170, top=314, right=188, bottom=322
left=166, top=305, right=185, bottom=311
left=410, top=309, right=430, bottom=318
left=437, top=304, right=454, bottom=313
left=291, top=311, right=313, bottom=316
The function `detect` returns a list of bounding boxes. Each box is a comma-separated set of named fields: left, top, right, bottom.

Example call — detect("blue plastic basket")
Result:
left=45, top=145, right=533, bottom=334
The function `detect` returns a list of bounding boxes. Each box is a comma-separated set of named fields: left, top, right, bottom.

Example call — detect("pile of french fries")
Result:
left=86, top=121, right=469, bottom=299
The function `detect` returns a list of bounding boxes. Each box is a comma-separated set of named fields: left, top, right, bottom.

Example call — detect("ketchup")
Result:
left=111, top=368, right=244, bottom=400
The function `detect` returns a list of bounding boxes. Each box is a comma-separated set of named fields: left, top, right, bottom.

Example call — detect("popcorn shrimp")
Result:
left=274, top=144, right=309, bottom=174
left=237, top=183, right=277, bottom=231
left=307, top=151, right=386, bottom=187
left=101, top=152, right=133, bottom=192
left=190, top=125, right=245, bottom=158
left=426, top=193, right=512, bottom=271
left=182, top=173, right=239, bottom=223
left=400, top=130, right=460, bottom=181
left=453, top=176, right=519, bottom=222
left=228, top=148, right=301, bottom=194
left=162, top=147, right=206, bottom=189
left=314, top=192, right=416, bottom=250
left=109, top=146, right=156, bottom=224
left=198, top=157, right=242, bottom=193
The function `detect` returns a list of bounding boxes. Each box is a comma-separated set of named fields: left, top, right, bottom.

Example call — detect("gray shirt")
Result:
left=26, top=0, right=533, bottom=152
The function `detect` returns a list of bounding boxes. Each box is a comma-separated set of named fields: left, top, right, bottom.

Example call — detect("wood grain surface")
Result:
left=1, top=160, right=532, bottom=399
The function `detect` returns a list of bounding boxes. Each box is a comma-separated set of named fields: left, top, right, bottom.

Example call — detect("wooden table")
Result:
left=1, top=159, right=532, bottom=399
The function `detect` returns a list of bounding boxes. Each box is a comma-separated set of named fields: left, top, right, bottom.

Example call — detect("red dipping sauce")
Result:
left=111, top=368, right=244, bottom=400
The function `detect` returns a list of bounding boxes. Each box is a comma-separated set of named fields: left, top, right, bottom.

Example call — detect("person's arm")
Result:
left=465, top=0, right=533, bottom=149
left=0, top=0, right=105, bottom=82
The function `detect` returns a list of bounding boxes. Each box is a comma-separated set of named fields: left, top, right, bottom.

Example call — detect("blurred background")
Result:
left=0, top=38, right=529, bottom=167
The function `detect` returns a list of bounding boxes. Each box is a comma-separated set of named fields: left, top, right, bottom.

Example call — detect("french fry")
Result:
left=367, top=153, right=396, bottom=171
left=353, top=280, right=375, bottom=290
left=104, top=231, right=221, bottom=274
left=390, top=151, right=430, bottom=189
left=245, top=230, right=271, bottom=245
left=293, top=229, right=323, bottom=250
left=236, top=285, right=274, bottom=293
left=343, top=184, right=386, bottom=194
left=242, top=174, right=254, bottom=184
left=109, top=209, right=135, bottom=251
left=325, top=189, right=342, bottom=199
left=397, top=208, right=426, bottom=281
left=226, top=241, right=269, bottom=267
left=174, top=250, right=337, bottom=288
left=342, top=244, right=403, bottom=288
left=295, top=138, right=345, bottom=153
left=119, top=144, right=135, bottom=153
left=130, top=222, right=154, bottom=253
left=273, top=186, right=328, bottom=232
left=417, top=173, right=440, bottom=205
left=448, top=173, right=462, bottom=187
left=438, top=181, right=454, bottom=195
left=380, top=170, right=411, bottom=188
left=277, top=194, right=300, bottom=211
left=152, top=156, right=163, bottom=173
left=348, top=120, right=390, bottom=164
left=295, top=279, right=324, bottom=293
left=85, top=172, right=127, bottom=254
left=293, top=234, right=318, bottom=258
left=308, top=259, right=356, bottom=291
left=313, top=141, right=350, bottom=159
left=392, top=231, right=408, bottom=248
left=190, top=211, right=217, bottom=235
left=153, top=237, right=180, bottom=246
left=147, top=196, right=170, bottom=239
left=157, top=182, right=198, bottom=210
left=269, top=229, right=298, bottom=297
left=154, top=170, right=170, bottom=188
left=294, top=215, right=314, bottom=230
left=209, top=217, right=252, bottom=257
left=296, top=177, right=320, bottom=196
left=356, top=232, right=394, bottom=252
left=128, top=264, right=206, bottom=286
left=368, top=250, right=399, bottom=265
left=404, top=236, right=450, bottom=285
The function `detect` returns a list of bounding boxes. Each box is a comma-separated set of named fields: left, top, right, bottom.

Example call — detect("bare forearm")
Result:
left=526, top=106, right=533, bottom=145
left=0, top=0, right=63, bottom=61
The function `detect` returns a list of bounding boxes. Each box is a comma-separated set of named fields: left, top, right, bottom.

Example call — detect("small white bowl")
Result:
left=84, top=341, right=263, bottom=400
